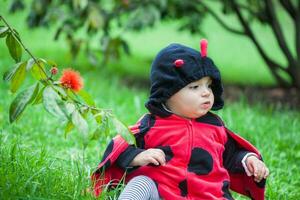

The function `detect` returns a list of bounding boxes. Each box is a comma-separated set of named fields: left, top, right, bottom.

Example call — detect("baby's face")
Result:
left=166, top=76, right=214, bottom=119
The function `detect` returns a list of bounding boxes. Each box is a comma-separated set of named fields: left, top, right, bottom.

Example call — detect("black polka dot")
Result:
left=178, top=179, right=188, bottom=197
left=188, top=147, right=213, bottom=175
left=222, top=181, right=233, bottom=200
left=95, top=159, right=111, bottom=174
left=136, top=114, right=156, bottom=148
left=94, top=140, right=114, bottom=174
left=255, top=178, right=266, bottom=188
left=103, top=159, right=111, bottom=169
left=156, top=146, right=174, bottom=162
left=101, top=140, right=114, bottom=162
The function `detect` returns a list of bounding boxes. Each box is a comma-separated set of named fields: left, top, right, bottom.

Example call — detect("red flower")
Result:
left=60, top=68, right=83, bottom=92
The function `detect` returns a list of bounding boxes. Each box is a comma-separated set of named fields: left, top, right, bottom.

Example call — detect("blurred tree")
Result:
left=4, top=0, right=300, bottom=89
left=199, top=0, right=300, bottom=89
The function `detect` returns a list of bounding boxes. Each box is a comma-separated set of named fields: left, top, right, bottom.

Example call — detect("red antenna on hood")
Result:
left=200, top=39, right=208, bottom=58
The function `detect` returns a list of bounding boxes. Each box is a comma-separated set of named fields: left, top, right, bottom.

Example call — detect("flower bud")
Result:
left=50, top=67, right=58, bottom=75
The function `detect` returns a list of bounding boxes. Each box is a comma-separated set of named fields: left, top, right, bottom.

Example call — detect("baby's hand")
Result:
left=130, top=148, right=166, bottom=167
left=246, top=155, right=269, bottom=182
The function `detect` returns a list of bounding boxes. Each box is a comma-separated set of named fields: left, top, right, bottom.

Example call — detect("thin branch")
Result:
left=231, top=2, right=289, bottom=86
left=279, top=0, right=296, bottom=19
left=197, top=1, right=245, bottom=35
left=70, top=90, right=112, bottom=113
left=1, top=15, right=112, bottom=114
left=0, top=15, right=50, bottom=82
left=231, top=3, right=285, bottom=70
left=236, top=3, right=259, bottom=17
left=265, top=0, right=296, bottom=68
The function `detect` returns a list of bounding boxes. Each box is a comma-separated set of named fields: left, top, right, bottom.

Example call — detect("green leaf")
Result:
left=32, top=86, right=45, bottom=105
left=104, top=118, right=110, bottom=137
left=3, top=62, right=20, bottom=82
left=63, top=102, right=76, bottom=117
left=64, top=120, right=75, bottom=138
left=45, top=59, right=57, bottom=67
left=29, top=83, right=40, bottom=104
left=90, top=128, right=101, bottom=141
left=9, top=83, right=39, bottom=123
left=54, top=85, right=67, bottom=98
left=121, top=40, right=130, bottom=55
left=77, top=90, right=95, bottom=106
left=112, top=117, right=135, bottom=145
left=101, top=115, right=110, bottom=137
left=72, top=109, right=89, bottom=134
left=37, top=58, right=47, bottom=64
left=43, top=86, right=68, bottom=120
left=90, top=116, right=109, bottom=140
left=92, top=110, right=102, bottom=124
left=26, top=58, right=35, bottom=71
left=66, top=88, right=76, bottom=99
left=72, top=109, right=89, bottom=146
left=80, top=106, right=89, bottom=118
left=10, top=61, right=27, bottom=93
left=88, top=7, right=103, bottom=29
left=30, top=61, right=47, bottom=80
left=73, top=0, right=88, bottom=10
left=0, top=26, right=9, bottom=38
left=6, top=32, right=22, bottom=62
left=58, top=104, right=77, bottom=137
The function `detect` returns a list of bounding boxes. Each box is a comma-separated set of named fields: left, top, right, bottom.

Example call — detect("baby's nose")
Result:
left=201, top=87, right=211, bottom=96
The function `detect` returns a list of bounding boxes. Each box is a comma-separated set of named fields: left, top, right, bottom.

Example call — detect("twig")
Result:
left=1, top=15, right=111, bottom=115
left=70, top=90, right=112, bottom=114
left=197, top=1, right=245, bottom=35
left=0, top=15, right=49, bottom=81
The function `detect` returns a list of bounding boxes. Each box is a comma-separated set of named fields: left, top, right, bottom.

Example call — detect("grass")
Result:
left=1, top=89, right=300, bottom=199
left=1, top=2, right=300, bottom=199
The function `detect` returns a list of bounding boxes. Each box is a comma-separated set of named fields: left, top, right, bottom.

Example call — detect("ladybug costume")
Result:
left=92, top=41, right=266, bottom=199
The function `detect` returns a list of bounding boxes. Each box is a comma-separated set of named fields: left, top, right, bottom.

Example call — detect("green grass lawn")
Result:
left=1, top=76, right=300, bottom=199
left=1, top=2, right=300, bottom=199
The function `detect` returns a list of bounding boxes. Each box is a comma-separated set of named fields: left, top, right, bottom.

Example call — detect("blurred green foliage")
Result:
left=5, top=0, right=300, bottom=88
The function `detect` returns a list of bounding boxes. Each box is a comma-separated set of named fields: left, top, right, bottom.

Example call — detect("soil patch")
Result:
left=121, top=77, right=300, bottom=109
left=224, top=85, right=300, bottom=109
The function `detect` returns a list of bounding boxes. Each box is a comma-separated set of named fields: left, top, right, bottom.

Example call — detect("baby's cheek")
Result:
left=210, top=96, right=214, bottom=106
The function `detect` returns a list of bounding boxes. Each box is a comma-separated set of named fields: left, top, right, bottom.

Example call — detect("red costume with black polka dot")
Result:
left=92, top=112, right=265, bottom=199
left=92, top=41, right=266, bottom=199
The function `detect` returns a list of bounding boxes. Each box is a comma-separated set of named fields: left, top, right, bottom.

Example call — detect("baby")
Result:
left=92, top=40, right=269, bottom=200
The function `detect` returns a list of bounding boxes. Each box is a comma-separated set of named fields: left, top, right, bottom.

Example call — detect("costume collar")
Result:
left=156, top=111, right=223, bottom=127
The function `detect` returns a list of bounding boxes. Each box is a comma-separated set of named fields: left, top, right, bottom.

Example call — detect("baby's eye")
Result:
left=189, top=85, right=199, bottom=89
left=208, top=84, right=212, bottom=88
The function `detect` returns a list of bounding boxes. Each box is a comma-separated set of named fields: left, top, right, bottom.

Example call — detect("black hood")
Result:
left=145, top=43, right=224, bottom=117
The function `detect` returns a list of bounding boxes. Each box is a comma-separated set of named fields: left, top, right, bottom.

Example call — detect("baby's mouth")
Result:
left=201, top=101, right=211, bottom=108
left=203, top=101, right=211, bottom=105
